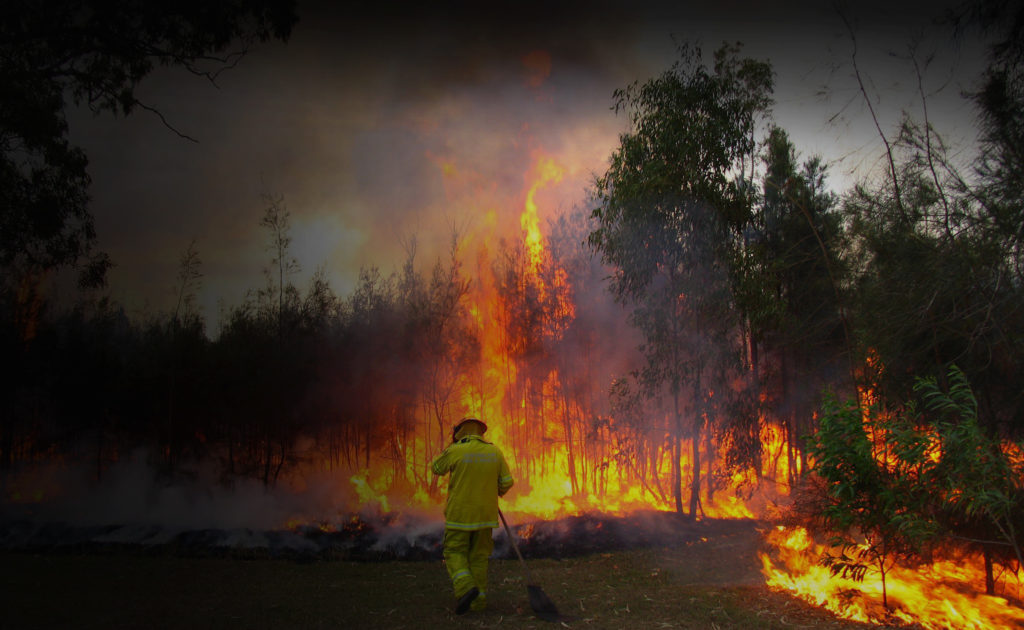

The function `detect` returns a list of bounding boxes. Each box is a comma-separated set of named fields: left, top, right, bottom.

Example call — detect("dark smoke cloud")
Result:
left=64, top=0, right=980, bottom=331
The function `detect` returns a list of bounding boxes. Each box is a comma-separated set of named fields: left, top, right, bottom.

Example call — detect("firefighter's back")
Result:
left=444, top=436, right=503, bottom=530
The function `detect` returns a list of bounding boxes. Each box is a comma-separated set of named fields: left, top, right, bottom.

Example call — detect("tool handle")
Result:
left=498, top=508, right=534, bottom=584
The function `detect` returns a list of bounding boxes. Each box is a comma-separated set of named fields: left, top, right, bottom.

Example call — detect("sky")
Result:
left=65, top=0, right=988, bottom=332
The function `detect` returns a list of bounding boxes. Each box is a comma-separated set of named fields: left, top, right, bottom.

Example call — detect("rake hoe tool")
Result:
left=498, top=508, right=562, bottom=622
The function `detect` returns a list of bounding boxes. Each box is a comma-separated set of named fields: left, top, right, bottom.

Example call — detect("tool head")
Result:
left=527, top=584, right=562, bottom=622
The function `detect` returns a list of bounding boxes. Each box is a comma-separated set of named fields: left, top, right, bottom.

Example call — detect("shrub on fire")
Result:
left=807, top=365, right=1024, bottom=608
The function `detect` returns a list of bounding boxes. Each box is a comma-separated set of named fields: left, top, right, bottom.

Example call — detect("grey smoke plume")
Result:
left=1, top=449, right=368, bottom=530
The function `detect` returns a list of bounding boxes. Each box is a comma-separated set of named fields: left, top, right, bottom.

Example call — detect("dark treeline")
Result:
left=0, top=218, right=466, bottom=485
left=0, top=195, right=636, bottom=500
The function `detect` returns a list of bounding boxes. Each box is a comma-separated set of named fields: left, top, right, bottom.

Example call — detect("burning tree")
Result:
left=808, top=391, right=937, bottom=610
left=746, top=127, right=848, bottom=485
left=915, top=367, right=1024, bottom=590
left=806, top=365, right=1024, bottom=610
left=589, top=42, right=773, bottom=517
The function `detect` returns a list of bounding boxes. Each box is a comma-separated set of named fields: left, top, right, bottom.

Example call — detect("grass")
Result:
left=2, top=525, right=889, bottom=629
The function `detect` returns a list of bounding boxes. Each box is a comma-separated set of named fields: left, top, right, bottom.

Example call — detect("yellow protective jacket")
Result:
left=431, top=434, right=514, bottom=531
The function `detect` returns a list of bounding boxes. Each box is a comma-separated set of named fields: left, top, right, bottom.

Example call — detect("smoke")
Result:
left=0, top=452, right=761, bottom=561
left=0, top=449, right=452, bottom=559
left=0, top=449, right=363, bottom=531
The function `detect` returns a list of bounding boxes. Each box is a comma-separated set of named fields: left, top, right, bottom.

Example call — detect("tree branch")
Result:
left=840, top=9, right=906, bottom=220
left=133, top=99, right=198, bottom=143
left=911, top=48, right=954, bottom=238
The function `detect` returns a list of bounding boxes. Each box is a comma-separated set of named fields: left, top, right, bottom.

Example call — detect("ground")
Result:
left=1, top=520, right=895, bottom=629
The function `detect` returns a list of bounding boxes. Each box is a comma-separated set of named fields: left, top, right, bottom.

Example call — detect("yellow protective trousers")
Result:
left=443, top=527, right=494, bottom=607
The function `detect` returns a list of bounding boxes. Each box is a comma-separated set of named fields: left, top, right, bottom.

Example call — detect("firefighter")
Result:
left=431, top=417, right=514, bottom=614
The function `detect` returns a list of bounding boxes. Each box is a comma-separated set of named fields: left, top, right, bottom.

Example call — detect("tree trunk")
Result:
left=750, top=335, right=759, bottom=378
left=786, top=413, right=796, bottom=489
left=689, top=372, right=703, bottom=520
left=881, top=566, right=888, bottom=610
left=779, top=352, right=796, bottom=487
left=563, top=413, right=579, bottom=497
left=689, top=421, right=701, bottom=519
left=984, top=547, right=995, bottom=596
left=704, top=418, right=714, bottom=505
left=273, top=441, right=286, bottom=484
left=672, top=393, right=683, bottom=514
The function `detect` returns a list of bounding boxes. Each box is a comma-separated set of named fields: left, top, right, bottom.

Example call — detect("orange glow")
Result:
left=761, top=525, right=1024, bottom=629
left=294, top=149, right=793, bottom=526
left=269, top=143, right=1024, bottom=630
left=761, top=365, right=1024, bottom=629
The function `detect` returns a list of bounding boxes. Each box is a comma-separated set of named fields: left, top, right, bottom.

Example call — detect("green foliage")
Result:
left=841, top=0, right=1024, bottom=436
left=914, top=366, right=1024, bottom=568
left=757, top=130, right=844, bottom=352
left=589, top=41, right=773, bottom=514
left=809, top=392, right=936, bottom=607
left=589, top=40, right=773, bottom=395
left=809, top=365, right=1024, bottom=605
left=736, top=126, right=847, bottom=482
left=590, top=42, right=773, bottom=304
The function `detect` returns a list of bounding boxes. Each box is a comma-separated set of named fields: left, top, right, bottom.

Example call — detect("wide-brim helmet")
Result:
left=452, top=417, right=487, bottom=442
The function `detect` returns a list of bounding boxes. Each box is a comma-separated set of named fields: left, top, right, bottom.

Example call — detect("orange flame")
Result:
left=302, top=148, right=790, bottom=525
left=761, top=525, right=1024, bottom=629
left=520, top=153, right=564, bottom=273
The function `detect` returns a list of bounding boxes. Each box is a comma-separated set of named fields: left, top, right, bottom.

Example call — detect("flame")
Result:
left=520, top=153, right=564, bottom=273
left=297, top=148, right=791, bottom=526
left=753, top=364, right=1024, bottom=630
left=278, top=143, right=1019, bottom=629
left=761, top=525, right=1024, bottom=629
left=350, top=470, right=391, bottom=513
left=760, top=363, right=1024, bottom=629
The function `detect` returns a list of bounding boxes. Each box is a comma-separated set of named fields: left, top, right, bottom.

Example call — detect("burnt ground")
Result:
left=0, top=514, right=902, bottom=629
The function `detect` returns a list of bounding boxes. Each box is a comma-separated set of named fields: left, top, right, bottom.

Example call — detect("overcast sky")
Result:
left=65, top=0, right=987, bottom=332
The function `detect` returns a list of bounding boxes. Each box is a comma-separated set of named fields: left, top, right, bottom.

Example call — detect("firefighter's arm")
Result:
left=497, top=453, right=514, bottom=496
left=431, top=446, right=453, bottom=476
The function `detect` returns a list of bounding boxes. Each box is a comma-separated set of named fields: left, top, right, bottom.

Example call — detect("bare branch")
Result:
left=911, top=47, right=953, bottom=237
left=133, top=99, right=198, bottom=143
left=839, top=8, right=905, bottom=219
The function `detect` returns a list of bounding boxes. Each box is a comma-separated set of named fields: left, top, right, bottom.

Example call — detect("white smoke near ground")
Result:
left=0, top=449, right=407, bottom=531
left=0, top=449, right=452, bottom=559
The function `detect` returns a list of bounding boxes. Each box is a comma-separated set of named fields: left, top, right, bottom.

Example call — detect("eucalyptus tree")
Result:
left=589, top=43, right=773, bottom=517
left=749, top=127, right=847, bottom=482
left=259, top=192, right=301, bottom=340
